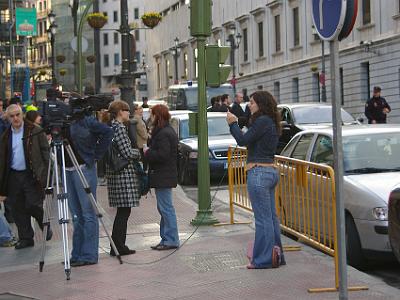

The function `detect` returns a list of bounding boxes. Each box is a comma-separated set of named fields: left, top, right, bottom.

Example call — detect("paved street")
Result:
left=0, top=184, right=399, bottom=299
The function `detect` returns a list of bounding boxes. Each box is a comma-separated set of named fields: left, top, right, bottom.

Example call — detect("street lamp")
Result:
left=171, top=37, right=181, bottom=84
left=139, top=53, right=148, bottom=72
left=47, top=11, right=57, bottom=86
left=227, top=25, right=241, bottom=97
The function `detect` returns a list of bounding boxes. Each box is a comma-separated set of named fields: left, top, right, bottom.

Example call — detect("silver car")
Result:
left=280, top=125, right=400, bottom=267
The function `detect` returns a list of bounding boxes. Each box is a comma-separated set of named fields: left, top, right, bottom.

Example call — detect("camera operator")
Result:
left=0, top=104, right=51, bottom=249
left=65, top=109, right=113, bottom=267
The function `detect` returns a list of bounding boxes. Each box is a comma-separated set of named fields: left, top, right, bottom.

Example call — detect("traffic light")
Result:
left=190, top=0, right=212, bottom=37
left=205, top=45, right=231, bottom=88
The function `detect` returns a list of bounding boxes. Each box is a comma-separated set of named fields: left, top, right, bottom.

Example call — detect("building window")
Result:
left=275, top=15, right=281, bottom=52
left=165, top=59, right=170, bottom=86
left=157, top=61, right=161, bottom=89
left=114, top=53, right=120, bottom=66
left=135, top=30, right=140, bottom=41
left=258, top=22, right=264, bottom=57
left=135, top=51, right=141, bottom=63
left=360, top=62, right=370, bottom=101
left=243, top=28, right=248, bottom=62
left=312, top=73, right=320, bottom=102
left=293, top=7, right=300, bottom=46
left=134, top=8, right=139, bottom=19
left=362, top=0, right=371, bottom=25
left=183, top=52, right=188, bottom=79
left=292, top=77, right=299, bottom=102
left=104, top=54, right=109, bottom=67
left=274, top=81, right=280, bottom=103
left=43, top=1, right=46, bottom=9
left=39, top=2, right=42, bottom=11
left=114, top=32, right=118, bottom=44
left=113, top=11, right=118, bottom=23
left=103, top=33, right=108, bottom=46
left=340, top=68, right=344, bottom=105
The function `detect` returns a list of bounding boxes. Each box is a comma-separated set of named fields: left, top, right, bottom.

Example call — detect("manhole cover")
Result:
left=181, top=250, right=248, bottom=273
left=0, top=293, right=38, bottom=300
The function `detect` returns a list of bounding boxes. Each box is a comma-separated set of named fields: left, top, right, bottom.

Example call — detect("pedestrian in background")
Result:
left=145, top=104, right=180, bottom=250
left=0, top=202, right=15, bottom=247
left=226, top=91, right=285, bottom=269
left=218, top=94, right=231, bottom=112
left=66, top=108, right=113, bottom=266
left=25, top=110, right=42, bottom=126
left=365, top=86, right=391, bottom=124
left=133, top=104, right=149, bottom=170
left=0, top=104, right=51, bottom=249
left=106, top=101, right=142, bottom=256
left=231, top=92, right=248, bottom=128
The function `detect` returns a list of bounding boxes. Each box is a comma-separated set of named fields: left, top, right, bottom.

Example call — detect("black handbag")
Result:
left=133, top=162, right=150, bottom=196
left=105, top=140, right=129, bottom=173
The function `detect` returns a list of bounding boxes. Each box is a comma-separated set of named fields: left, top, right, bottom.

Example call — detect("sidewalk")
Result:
left=0, top=185, right=398, bottom=300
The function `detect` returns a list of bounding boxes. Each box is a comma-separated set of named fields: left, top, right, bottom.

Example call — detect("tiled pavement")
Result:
left=0, top=186, right=398, bottom=300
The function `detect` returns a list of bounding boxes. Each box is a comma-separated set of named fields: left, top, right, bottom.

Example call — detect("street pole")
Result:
left=330, top=39, right=348, bottom=300
left=229, top=35, right=236, bottom=97
left=321, top=39, right=327, bottom=102
left=93, top=0, right=101, bottom=93
left=190, top=0, right=218, bottom=226
left=51, top=34, right=56, bottom=85
left=119, top=0, right=134, bottom=108
left=77, top=1, right=93, bottom=95
left=9, top=0, right=15, bottom=95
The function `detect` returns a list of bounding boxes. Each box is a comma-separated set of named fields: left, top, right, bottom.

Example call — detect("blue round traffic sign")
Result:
left=312, top=0, right=347, bottom=41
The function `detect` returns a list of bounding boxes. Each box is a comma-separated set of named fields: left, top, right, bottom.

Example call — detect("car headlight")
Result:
left=189, top=151, right=198, bottom=159
left=372, top=207, right=388, bottom=221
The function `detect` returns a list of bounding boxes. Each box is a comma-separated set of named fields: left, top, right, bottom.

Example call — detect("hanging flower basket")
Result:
left=56, top=55, right=66, bottom=63
left=87, top=13, right=108, bottom=29
left=141, top=12, right=162, bottom=29
left=87, top=55, right=96, bottom=63
left=59, top=69, right=67, bottom=76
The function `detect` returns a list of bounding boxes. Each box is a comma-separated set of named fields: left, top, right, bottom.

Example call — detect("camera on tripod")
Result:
left=39, top=89, right=113, bottom=134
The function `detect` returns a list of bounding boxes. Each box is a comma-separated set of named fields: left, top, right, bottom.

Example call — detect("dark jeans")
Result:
left=111, top=207, right=132, bottom=252
left=8, top=170, right=44, bottom=241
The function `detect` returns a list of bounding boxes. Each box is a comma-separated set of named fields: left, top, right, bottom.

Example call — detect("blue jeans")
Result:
left=66, top=165, right=99, bottom=263
left=247, top=166, right=283, bottom=268
left=0, top=213, right=13, bottom=244
left=155, top=188, right=179, bottom=247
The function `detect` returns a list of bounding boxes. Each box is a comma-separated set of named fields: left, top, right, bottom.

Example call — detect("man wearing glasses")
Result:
left=0, top=104, right=51, bottom=249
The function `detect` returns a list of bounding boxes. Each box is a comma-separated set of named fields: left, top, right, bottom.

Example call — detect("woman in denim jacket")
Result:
left=227, top=90, right=285, bottom=269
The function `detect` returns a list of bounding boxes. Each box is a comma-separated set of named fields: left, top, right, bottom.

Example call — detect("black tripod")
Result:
left=39, top=129, right=122, bottom=280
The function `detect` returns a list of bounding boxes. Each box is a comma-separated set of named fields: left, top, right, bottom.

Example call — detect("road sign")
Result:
left=15, top=8, right=37, bottom=36
left=338, top=0, right=358, bottom=41
left=312, top=0, right=347, bottom=41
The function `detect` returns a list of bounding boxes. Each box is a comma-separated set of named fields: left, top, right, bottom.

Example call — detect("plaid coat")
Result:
left=106, top=120, right=141, bottom=207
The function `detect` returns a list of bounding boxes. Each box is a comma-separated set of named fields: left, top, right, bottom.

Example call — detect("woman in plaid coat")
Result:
left=106, top=100, right=141, bottom=256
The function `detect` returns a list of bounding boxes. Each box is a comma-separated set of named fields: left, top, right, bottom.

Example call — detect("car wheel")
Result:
left=345, top=213, right=367, bottom=269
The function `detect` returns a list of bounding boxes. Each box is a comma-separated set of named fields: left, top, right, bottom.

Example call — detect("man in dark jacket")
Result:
left=365, top=86, right=391, bottom=124
left=0, top=104, right=51, bottom=249
left=231, top=92, right=249, bottom=128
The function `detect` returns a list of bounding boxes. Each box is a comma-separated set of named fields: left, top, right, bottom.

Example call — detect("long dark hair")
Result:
left=249, top=91, right=281, bottom=135
left=151, top=104, right=170, bottom=130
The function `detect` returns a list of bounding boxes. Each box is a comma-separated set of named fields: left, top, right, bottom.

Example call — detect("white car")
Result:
left=280, top=125, right=400, bottom=267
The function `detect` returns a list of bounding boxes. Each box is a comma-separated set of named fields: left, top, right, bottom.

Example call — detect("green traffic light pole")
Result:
left=77, top=0, right=93, bottom=95
left=190, top=0, right=218, bottom=226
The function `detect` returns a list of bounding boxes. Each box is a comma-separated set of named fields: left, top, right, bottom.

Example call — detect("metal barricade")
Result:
left=224, top=146, right=368, bottom=293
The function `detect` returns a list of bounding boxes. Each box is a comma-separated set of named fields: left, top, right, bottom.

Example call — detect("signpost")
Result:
left=311, top=1, right=359, bottom=299
left=15, top=8, right=37, bottom=36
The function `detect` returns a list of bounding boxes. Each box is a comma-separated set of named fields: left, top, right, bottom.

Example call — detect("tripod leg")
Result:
left=64, top=143, right=123, bottom=264
left=55, top=144, right=71, bottom=280
left=39, top=156, right=54, bottom=272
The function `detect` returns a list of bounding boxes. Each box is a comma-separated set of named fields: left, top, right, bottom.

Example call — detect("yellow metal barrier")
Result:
left=224, top=146, right=368, bottom=293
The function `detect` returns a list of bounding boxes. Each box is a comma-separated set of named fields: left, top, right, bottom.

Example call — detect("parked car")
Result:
left=277, top=103, right=358, bottom=153
left=280, top=125, right=400, bottom=267
left=388, top=186, right=400, bottom=264
left=170, top=112, right=236, bottom=185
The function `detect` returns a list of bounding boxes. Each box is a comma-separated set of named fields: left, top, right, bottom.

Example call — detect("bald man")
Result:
left=0, top=104, right=51, bottom=249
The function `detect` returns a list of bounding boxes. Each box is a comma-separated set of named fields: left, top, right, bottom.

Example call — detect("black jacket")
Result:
left=365, top=96, right=391, bottom=124
left=231, top=102, right=249, bottom=128
left=146, top=125, right=178, bottom=188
